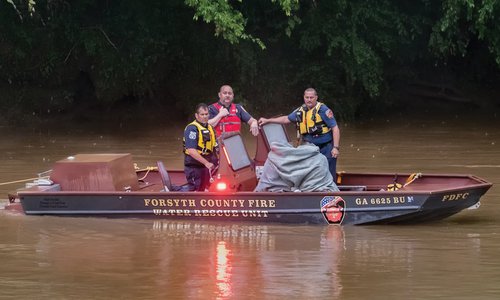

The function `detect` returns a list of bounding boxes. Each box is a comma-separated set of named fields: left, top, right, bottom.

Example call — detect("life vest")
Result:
left=212, top=102, right=241, bottom=136
left=183, top=121, right=216, bottom=155
left=296, top=102, right=331, bottom=135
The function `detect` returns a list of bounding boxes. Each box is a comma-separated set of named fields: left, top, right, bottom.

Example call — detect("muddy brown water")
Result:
left=1, top=113, right=500, bottom=299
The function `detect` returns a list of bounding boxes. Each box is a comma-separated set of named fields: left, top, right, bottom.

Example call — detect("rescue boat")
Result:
left=4, top=124, right=492, bottom=225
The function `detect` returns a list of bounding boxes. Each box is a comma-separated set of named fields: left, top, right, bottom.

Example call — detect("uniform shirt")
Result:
left=208, top=102, right=253, bottom=124
left=287, top=103, right=337, bottom=145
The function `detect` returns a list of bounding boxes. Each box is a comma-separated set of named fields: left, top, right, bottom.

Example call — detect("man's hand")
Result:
left=205, top=162, right=214, bottom=170
left=218, top=107, right=229, bottom=117
left=258, top=117, right=268, bottom=126
left=331, top=147, right=339, bottom=158
left=250, top=122, right=259, bottom=136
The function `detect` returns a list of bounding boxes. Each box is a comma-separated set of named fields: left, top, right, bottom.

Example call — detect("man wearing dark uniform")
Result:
left=258, top=88, right=341, bottom=180
left=183, top=103, right=218, bottom=191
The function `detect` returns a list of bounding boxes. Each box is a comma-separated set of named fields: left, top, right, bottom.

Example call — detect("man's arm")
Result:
left=258, top=115, right=291, bottom=126
left=237, top=105, right=259, bottom=136
left=319, top=104, right=340, bottom=158
left=208, top=107, right=229, bottom=127
left=331, top=125, right=340, bottom=158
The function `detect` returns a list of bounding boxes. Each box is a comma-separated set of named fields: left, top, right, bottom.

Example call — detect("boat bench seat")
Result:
left=338, top=185, right=367, bottom=191
left=137, top=182, right=159, bottom=191
left=25, top=183, right=61, bottom=192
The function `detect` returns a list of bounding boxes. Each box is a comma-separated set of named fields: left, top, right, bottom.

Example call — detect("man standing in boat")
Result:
left=183, top=103, right=218, bottom=191
left=208, top=85, right=259, bottom=137
left=258, top=88, right=341, bottom=180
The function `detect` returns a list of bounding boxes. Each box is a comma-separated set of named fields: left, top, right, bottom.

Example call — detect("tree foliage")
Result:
left=1, top=0, right=500, bottom=124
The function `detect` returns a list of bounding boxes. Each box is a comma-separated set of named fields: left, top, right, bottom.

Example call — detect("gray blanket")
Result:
left=254, top=141, right=339, bottom=192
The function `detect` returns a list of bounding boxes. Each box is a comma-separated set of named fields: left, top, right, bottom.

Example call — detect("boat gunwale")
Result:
left=16, top=171, right=492, bottom=197
left=17, top=183, right=491, bottom=197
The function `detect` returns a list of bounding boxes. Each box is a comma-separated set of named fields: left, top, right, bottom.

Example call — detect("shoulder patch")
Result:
left=189, top=131, right=197, bottom=140
left=326, top=109, right=334, bottom=119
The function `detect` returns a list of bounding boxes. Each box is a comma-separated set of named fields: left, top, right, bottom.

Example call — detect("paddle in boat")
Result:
left=4, top=124, right=492, bottom=225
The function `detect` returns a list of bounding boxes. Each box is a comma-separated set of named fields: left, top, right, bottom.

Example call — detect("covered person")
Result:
left=208, top=85, right=259, bottom=137
left=254, top=141, right=339, bottom=192
left=183, top=103, right=218, bottom=191
left=258, top=88, right=340, bottom=180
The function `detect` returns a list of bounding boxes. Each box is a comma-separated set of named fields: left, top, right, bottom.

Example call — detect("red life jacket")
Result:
left=212, top=102, right=241, bottom=136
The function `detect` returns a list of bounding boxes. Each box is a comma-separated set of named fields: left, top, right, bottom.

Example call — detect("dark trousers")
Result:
left=318, top=141, right=337, bottom=182
left=184, top=166, right=210, bottom=191
left=184, top=153, right=217, bottom=191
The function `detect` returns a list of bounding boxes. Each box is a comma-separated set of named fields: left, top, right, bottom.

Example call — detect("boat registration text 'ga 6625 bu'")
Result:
left=355, top=196, right=412, bottom=206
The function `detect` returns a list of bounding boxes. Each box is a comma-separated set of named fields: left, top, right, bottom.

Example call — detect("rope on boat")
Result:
left=404, top=172, right=422, bottom=187
left=135, top=164, right=159, bottom=181
left=0, top=176, right=50, bottom=186
left=387, top=172, right=422, bottom=191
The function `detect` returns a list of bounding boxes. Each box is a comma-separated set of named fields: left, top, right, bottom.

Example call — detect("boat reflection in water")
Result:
left=215, top=241, right=232, bottom=299
left=147, top=220, right=485, bottom=299
left=150, top=221, right=345, bottom=299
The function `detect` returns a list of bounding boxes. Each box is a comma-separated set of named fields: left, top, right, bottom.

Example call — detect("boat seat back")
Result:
left=156, top=161, right=172, bottom=192
left=255, top=123, right=290, bottom=166
left=210, top=133, right=257, bottom=192
left=24, top=183, right=62, bottom=192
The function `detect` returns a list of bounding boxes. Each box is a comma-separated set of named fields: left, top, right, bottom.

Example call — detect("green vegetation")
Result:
left=1, top=0, right=500, bottom=125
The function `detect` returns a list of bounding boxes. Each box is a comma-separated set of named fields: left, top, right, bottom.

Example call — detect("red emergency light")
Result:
left=216, top=181, right=227, bottom=191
